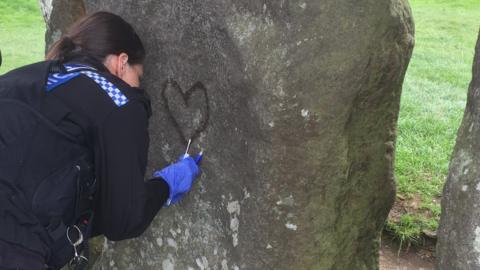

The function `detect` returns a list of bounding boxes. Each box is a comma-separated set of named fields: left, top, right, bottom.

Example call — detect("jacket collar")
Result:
left=63, top=53, right=110, bottom=73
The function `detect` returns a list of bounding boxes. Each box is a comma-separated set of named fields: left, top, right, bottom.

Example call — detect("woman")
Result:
left=0, top=11, right=200, bottom=270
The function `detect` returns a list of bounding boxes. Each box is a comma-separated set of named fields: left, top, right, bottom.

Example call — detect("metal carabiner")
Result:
left=69, top=254, right=88, bottom=270
left=67, top=225, right=88, bottom=270
left=66, top=225, right=83, bottom=247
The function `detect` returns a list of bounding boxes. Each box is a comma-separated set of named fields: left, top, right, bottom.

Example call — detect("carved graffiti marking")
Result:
left=161, top=79, right=210, bottom=144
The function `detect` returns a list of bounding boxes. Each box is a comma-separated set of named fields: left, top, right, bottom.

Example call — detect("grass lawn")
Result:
left=388, top=0, right=480, bottom=244
left=0, top=0, right=45, bottom=75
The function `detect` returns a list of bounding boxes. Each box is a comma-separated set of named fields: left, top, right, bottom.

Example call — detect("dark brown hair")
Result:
left=46, top=11, right=145, bottom=64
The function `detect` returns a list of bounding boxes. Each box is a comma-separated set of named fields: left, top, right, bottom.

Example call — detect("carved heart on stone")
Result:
left=161, top=79, right=209, bottom=143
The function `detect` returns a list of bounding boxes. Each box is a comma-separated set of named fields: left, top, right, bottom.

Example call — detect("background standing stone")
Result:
left=437, top=30, right=480, bottom=270
left=40, top=1, right=414, bottom=269
left=39, top=0, right=85, bottom=50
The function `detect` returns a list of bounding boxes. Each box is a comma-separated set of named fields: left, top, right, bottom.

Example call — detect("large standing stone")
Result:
left=437, top=30, right=480, bottom=270
left=39, top=0, right=86, bottom=50
left=40, top=1, right=414, bottom=269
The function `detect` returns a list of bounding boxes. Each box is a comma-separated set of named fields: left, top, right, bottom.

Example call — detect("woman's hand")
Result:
left=153, top=154, right=201, bottom=205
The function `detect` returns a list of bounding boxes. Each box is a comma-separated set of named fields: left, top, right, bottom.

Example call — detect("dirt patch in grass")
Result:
left=386, top=193, right=440, bottom=243
left=380, top=232, right=435, bottom=270
left=389, top=194, right=437, bottom=221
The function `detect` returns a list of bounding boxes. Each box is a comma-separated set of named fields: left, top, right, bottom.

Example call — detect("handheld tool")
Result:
left=183, top=138, right=204, bottom=164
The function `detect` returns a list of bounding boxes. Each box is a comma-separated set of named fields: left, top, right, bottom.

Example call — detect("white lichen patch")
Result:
left=226, top=12, right=259, bottom=47
left=230, top=217, right=240, bottom=246
left=222, top=259, right=229, bottom=270
left=299, top=2, right=307, bottom=9
left=266, top=244, right=273, bottom=249
left=162, top=143, right=172, bottom=161
left=273, top=78, right=286, bottom=98
left=227, top=200, right=241, bottom=247
left=167, top=238, right=178, bottom=250
left=202, top=256, right=209, bottom=269
left=456, top=149, right=473, bottom=180
left=183, top=228, right=190, bottom=242
left=243, top=187, right=251, bottom=200
left=301, top=109, right=309, bottom=118
left=474, top=227, right=480, bottom=264
left=193, top=110, right=203, bottom=127
left=476, top=182, right=480, bottom=191
left=195, top=256, right=209, bottom=270
left=162, top=254, right=175, bottom=270
left=195, top=258, right=204, bottom=269
left=462, top=185, right=469, bottom=192
left=286, top=223, right=298, bottom=231
left=276, top=195, right=295, bottom=206
left=227, top=201, right=241, bottom=215
left=103, top=237, right=109, bottom=250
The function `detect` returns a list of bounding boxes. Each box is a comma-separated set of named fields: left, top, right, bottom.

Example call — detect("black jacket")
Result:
left=45, top=56, right=169, bottom=241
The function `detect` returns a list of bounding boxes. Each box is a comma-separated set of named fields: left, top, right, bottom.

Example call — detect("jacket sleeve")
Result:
left=92, top=100, right=169, bottom=241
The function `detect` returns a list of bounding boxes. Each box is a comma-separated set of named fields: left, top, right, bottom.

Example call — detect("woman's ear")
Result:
left=103, top=53, right=129, bottom=77
left=118, top=53, right=129, bottom=76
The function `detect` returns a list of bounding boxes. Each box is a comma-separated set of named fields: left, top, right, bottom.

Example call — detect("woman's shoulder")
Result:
left=90, top=69, right=152, bottom=117
left=58, top=60, right=147, bottom=104
left=48, top=68, right=149, bottom=127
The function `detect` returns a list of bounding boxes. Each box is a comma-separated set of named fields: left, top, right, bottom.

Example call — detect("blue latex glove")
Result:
left=153, top=154, right=201, bottom=206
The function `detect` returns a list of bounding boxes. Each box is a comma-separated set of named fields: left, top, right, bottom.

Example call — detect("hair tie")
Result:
left=62, top=36, right=75, bottom=48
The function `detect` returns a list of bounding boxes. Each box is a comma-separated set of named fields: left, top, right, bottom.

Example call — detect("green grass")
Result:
left=0, top=0, right=45, bottom=74
left=386, top=214, right=428, bottom=245
left=389, top=0, right=480, bottom=244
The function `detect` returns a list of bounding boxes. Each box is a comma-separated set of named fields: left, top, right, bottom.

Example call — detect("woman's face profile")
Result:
left=122, top=63, right=143, bottom=88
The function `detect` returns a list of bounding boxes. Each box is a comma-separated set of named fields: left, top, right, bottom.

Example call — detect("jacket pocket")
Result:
left=32, top=162, right=81, bottom=226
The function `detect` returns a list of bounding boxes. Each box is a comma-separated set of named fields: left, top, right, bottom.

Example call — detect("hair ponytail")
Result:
left=46, top=36, right=78, bottom=61
left=45, top=12, right=145, bottom=64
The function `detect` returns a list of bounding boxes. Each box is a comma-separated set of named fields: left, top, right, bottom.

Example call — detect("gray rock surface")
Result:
left=39, top=0, right=86, bottom=50
left=437, top=30, right=480, bottom=270
left=40, top=1, right=414, bottom=269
